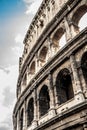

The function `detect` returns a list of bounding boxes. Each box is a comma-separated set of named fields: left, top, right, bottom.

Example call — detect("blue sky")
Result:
left=0, top=0, right=42, bottom=130
left=0, top=0, right=25, bottom=19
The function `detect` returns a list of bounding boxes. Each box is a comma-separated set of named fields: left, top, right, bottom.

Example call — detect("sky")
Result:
left=0, top=0, right=42, bottom=130
left=0, top=0, right=87, bottom=130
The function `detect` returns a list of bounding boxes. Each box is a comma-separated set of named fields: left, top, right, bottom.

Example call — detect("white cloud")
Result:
left=0, top=65, right=18, bottom=124
left=23, top=0, right=42, bottom=15
left=11, top=46, right=24, bottom=58
left=15, top=33, right=24, bottom=43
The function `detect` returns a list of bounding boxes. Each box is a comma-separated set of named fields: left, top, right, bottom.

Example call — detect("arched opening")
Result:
left=30, top=61, right=35, bottom=74
left=56, top=68, right=74, bottom=105
left=20, top=109, right=24, bottom=130
left=39, top=85, right=50, bottom=117
left=21, top=74, right=27, bottom=92
left=59, top=34, right=66, bottom=48
left=79, top=13, right=87, bottom=31
left=72, top=5, right=87, bottom=34
left=81, top=52, right=87, bottom=84
left=27, top=98, right=34, bottom=127
left=39, top=46, right=48, bottom=67
left=52, top=27, right=66, bottom=49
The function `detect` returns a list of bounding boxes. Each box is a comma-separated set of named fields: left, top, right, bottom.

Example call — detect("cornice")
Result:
left=34, top=100, right=87, bottom=130
left=23, top=0, right=49, bottom=44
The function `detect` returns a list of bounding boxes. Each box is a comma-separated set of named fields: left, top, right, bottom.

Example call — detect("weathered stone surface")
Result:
left=13, top=0, right=87, bottom=130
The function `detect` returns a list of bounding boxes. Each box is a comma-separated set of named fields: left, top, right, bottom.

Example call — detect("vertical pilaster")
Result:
left=69, top=20, right=79, bottom=38
left=79, top=67, right=87, bottom=98
left=17, top=110, right=21, bottom=130
left=13, top=114, right=17, bottom=130
left=48, top=73, right=56, bottom=117
left=70, top=54, right=84, bottom=101
left=23, top=100, right=27, bottom=130
left=35, top=53, right=39, bottom=73
left=37, top=90, right=40, bottom=120
left=26, top=67, right=29, bottom=85
left=64, top=17, right=72, bottom=42
left=47, top=37, right=52, bottom=58
left=32, top=89, right=38, bottom=128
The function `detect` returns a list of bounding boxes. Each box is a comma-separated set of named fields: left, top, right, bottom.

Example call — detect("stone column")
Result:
left=37, top=91, right=40, bottom=120
left=64, top=17, right=72, bottom=42
left=17, top=86, right=21, bottom=99
left=35, top=53, right=39, bottom=73
left=79, top=66, right=87, bottom=98
left=13, top=114, right=17, bottom=130
left=48, top=73, right=56, bottom=118
left=53, top=83, right=59, bottom=105
left=70, top=54, right=84, bottom=101
left=69, top=20, right=79, bottom=38
left=26, top=67, right=29, bottom=85
left=48, top=73, right=55, bottom=108
left=48, top=37, right=58, bottom=56
left=17, top=110, right=21, bottom=130
left=47, top=38, right=52, bottom=58
left=32, top=89, right=38, bottom=129
left=23, top=100, right=27, bottom=130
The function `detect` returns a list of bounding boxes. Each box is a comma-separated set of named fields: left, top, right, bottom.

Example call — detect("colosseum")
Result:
left=13, top=0, right=87, bottom=130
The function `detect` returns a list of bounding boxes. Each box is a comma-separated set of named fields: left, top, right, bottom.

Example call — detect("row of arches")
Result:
left=20, top=51, right=87, bottom=129
left=30, top=46, right=48, bottom=74
left=24, top=12, right=87, bottom=80
left=20, top=4, right=87, bottom=93
left=30, top=9, right=87, bottom=70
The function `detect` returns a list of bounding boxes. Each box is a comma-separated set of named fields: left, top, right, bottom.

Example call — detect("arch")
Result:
left=81, top=52, right=87, bottom=84
left=52, top=27, right=66, bottom=48
left=72, top=5, right=87, bottom=25
left=79, top=13, right=87, bottom=31
left=72, top=4, right=87, bottom=33
left=39, top=46, right=48, bottom=66
left=20, top=109, right=24, bottom=130
left=56, top=68, right=74, bottom=105
left=39, top=85, right=50, bottom=117
left=27, top=98, right=34, bottom=126
left=30, top=61, right=35, bottom=74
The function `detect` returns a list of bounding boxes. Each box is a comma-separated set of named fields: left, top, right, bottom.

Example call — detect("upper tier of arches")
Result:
left=17, top=0, right=87, bottom=97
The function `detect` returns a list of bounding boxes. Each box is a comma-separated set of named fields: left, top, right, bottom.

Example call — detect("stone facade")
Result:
left=13, top=0, right=87, bottom=130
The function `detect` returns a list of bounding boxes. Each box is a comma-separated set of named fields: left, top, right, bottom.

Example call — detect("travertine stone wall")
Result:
left=13, top=0, right=87, bottom=130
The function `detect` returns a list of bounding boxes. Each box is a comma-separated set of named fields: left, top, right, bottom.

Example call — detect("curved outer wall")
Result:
left=13, top=0, right=87, bottom=130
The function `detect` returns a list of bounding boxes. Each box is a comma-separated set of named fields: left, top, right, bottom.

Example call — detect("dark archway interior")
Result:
left=81, top=52, right=87, bottom=84
left=52, top=27, right=64, bottom=46
left=30, top=62, right=35, bottom=74
left=39, top=47, right=48, bottom=62
left=56, top=68, right=74, bottom=105
left=39, top=85, right=50, bottom=117
left=27, top=98, right=34, bottom=126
